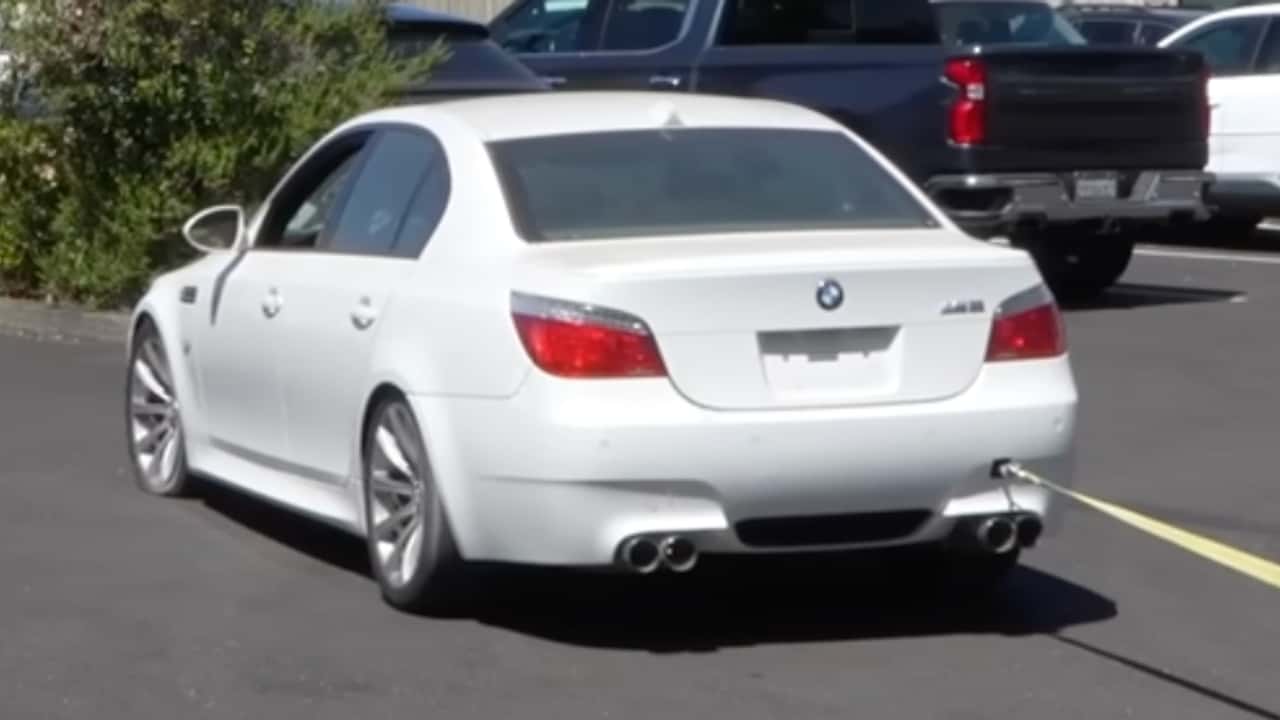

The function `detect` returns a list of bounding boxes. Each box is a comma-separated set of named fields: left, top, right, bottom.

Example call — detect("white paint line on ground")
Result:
left=1136, top=246, right=1280, bottom=266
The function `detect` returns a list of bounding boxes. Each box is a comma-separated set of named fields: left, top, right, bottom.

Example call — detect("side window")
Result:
left=1257, top=20, right=1280, bottom=73
left=258, top=134, right=372, bottom=250
left=599, top=0, right=691, bottom=51
left=1176, top=18, right=1267, bottom=76
left=1078, top=20, right=1138, bottom=45
left=280, top=154, right=362, bottom=248
left=719, top=0, right=938, bottom=46
left=1137, top=21, right=1176, bottom=47
left=390, top=139, right=451, bottom=259
left=492, top=0, right=596, bottom=54
left=329, top=129, right=437, bottom=256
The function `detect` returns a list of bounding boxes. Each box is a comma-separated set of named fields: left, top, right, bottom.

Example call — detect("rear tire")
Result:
left=1013, top=228, right=1135, bottom=303
left=362, top=394, right=466, bottom=614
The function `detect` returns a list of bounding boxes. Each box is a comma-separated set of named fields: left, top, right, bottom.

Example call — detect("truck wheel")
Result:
left=1012, top=229, right=1135, bottom=304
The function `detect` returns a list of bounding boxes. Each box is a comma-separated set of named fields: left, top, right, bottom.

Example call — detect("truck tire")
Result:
left=1012, top=229, right=1135, bottom=303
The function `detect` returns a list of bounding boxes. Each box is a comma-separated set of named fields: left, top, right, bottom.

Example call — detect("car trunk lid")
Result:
left=513, top=231, right=1039, bottom=411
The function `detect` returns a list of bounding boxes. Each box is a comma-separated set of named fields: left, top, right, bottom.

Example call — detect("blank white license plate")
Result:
left=1076, top=177, right=1118, bottom=200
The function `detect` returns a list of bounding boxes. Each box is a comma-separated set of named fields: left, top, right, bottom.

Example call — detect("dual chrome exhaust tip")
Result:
left=619, top=535, right=699, bottom=574
left=974, top=513, right=1043, bottom=554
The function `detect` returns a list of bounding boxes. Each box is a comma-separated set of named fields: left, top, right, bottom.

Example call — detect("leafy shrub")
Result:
left=0, top=0, right=442, bottom=307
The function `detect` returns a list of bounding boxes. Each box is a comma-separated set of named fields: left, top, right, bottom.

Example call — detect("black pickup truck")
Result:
left=489, top=0, right=1212, bottom=300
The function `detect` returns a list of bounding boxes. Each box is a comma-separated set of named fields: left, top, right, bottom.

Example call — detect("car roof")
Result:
left=352, top=92, right=841, bottom=142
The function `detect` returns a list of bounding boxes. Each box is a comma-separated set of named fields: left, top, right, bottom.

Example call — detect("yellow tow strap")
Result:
left=1000, top=463, right=1280, bottom=591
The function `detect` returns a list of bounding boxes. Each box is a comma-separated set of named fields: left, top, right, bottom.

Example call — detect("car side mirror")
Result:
left=182, top=205, right=245, bottom=253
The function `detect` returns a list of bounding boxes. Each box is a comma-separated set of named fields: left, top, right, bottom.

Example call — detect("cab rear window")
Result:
left=488, top=128, right=937, bottom=242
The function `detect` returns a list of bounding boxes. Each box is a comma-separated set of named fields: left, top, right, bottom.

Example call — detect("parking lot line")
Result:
left=1135, top=246, right=1280, bottom=266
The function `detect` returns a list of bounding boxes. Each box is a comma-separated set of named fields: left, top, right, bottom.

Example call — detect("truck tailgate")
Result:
left=961, top=47, right=1207, bottom=172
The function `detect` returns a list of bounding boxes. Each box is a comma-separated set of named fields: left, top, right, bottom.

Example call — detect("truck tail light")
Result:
left=511, top=292, right=667, bottom=378
left=945, top=58, right=988, bottom=146
left=986, top=285, right=1066, bottom=362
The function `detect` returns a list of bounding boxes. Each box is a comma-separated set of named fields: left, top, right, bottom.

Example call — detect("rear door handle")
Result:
left=261, top=288, right=282, bottom=318
left=540, top=75, right=567, bottom=88
left=648, top=74, right=684, bottom=90
left=350, top=297, right=377, bottom=331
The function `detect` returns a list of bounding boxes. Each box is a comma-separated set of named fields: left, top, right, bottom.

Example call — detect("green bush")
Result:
left=0, top=0, right=442, bottom=307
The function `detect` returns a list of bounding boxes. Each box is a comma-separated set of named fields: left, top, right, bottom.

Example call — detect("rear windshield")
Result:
left=935, top=2, right=1087, bottom=47
left=488, top=129, right=937, bottom=242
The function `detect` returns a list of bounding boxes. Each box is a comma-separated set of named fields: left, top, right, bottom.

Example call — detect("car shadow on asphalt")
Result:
left=196, top=483, right=1116, bottom=652
left=198, top=480, right=372, bottom=577
left=468, top=553, right=1117, bottom=653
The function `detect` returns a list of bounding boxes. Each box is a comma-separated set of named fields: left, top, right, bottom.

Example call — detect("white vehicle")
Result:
left=126, top=93, right=1078, bottom=612
left=1160, top=4, right=1280, bottom=236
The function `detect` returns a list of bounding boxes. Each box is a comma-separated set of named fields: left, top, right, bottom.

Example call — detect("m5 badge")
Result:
left=941, top=299, right=985, bottom=316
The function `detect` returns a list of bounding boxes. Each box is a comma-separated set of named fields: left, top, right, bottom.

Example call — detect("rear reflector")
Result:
left=986, top=285, right=1066, bottom=362
left=511, top=292, right=666, bottom=378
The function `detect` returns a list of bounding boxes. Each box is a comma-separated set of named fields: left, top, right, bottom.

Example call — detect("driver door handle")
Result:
left=649, top=74, right=684, bottom=90
left=351, top=297, right=377, bottom=331
left=261, top=288, right=283, bottom=319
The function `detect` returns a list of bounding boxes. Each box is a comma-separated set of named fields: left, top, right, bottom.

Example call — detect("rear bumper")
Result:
left=409, top=357, right=1078, bottom=568
left=926, top=170, right=1212, bottom=236
left=1205, top=173, right=1280, bottom=218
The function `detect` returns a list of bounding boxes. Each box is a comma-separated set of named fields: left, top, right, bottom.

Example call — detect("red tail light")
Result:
left=945, top=58, right=988, bottom=146
left=511, top=293, right=666, bottom=378
left=986, top=285, right=1066, bottom=362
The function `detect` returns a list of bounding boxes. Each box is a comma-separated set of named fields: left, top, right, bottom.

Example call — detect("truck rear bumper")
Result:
left=1205, top=173, right=1280, bottom=218
left=925, top=171, right=1212, bottom=237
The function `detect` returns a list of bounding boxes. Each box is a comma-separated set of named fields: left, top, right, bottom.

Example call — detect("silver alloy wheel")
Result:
left=128, top=333, right=184, bottom=492
left=367, top=403, right=428, bottom=588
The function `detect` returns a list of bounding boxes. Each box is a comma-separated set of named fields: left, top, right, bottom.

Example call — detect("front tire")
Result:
left=126, top=320, right=194, bottom=497
left=1013, top=228, right=1135, bottom=303
left=362, top=395, right=466, bottom=613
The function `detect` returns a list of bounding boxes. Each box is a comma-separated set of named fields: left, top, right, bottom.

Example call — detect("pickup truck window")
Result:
left=492, top=0, right=594, bottom=53
left=1137, top=22, right=1178, bottom=47
left=719, top=0, right=938, bottom=45
left=1076, top=19, right=1137, bottom=45
left=1173, top=18, right=1267, bottom=76
left=601, top=0, right=692, bottom=51
left=934, top=2, right=1086, bottom=47
left=489, top=129, right=936, bottom=242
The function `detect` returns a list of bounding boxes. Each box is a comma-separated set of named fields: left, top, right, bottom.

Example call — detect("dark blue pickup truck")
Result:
left=489, top=0, right=1212, bottom=301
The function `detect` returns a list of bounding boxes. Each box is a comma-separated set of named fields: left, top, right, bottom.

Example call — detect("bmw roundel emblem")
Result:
left=816, top=279, right=844, bottom=311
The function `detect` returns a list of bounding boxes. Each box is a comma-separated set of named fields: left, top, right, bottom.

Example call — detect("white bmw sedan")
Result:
left=126, top=92, right=1078, bottom=611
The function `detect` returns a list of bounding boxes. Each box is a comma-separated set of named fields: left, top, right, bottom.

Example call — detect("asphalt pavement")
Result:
left=3, top=241, right=1279, bottom=719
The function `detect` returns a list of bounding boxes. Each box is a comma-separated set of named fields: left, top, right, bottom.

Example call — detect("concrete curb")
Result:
left=0, top=297, right=129, bottom=344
